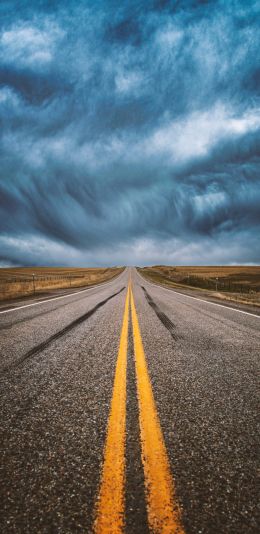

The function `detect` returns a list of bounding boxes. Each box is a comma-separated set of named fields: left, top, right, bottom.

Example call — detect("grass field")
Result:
left=0, top=267, right=124, bottom=301
left=138, top=266, right=260, bottom=307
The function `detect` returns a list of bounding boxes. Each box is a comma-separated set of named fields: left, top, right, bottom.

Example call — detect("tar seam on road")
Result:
left=1, top=287, right=125, bottom=374
left=94, top=284, right=130, bottom=534
left=141, top=286, right=178, bottom=340
left=125, top=310, right=150, bottom=533
left=130, top=287, right=184, bottom=534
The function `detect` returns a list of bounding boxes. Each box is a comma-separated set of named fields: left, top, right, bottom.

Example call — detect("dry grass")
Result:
left=138, top=266, right=260, bottom=307
left=0, top=267, right=124, bottom=301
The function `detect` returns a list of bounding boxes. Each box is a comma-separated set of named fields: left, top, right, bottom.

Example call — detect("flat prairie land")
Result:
left=0, top=267, right=124, bottom=301
left=138, top=265, right=260, bottom=307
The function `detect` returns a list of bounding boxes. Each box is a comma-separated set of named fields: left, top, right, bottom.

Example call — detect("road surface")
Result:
left=0, top=267, right=259, bottom=533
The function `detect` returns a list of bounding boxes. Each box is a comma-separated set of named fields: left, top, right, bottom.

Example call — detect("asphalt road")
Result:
left=0, top=267, right=259, bottom=533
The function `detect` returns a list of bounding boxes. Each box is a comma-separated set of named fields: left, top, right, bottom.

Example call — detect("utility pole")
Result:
left=215, top=277, right=218, bottom=291
left=32, top=273, right=36, bottom=295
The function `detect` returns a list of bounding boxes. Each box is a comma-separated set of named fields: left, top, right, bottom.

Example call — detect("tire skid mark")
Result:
left=0, top=286, right=118, bottom=330
left=2, top=287, right=125, bottom=374
left=0, top=304, right=73, bottom=330
left=165, top=298, right=260, bottom=338
left=141, top=286, right=178, bottom=340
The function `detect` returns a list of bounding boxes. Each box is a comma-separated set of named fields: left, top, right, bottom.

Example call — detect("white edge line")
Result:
left=0, top=272, right=126, bottom=315
left=136, top=270, right=260, bottom=319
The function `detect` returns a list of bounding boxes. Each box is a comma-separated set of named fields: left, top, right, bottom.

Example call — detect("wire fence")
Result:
left=1, top=274, right=88, bottom=282
left=0, top=269, right=117, bottom=300
left=155, top=273, right=259, bottom=294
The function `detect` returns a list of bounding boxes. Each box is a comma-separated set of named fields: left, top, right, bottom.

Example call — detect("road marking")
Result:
left=130, top=287, right=184, bottom=533
left=136, top=270, right=260, bottom=319
left=94, top=284, right=130, bottom=533
left=0, top=274, right=125, bottom=315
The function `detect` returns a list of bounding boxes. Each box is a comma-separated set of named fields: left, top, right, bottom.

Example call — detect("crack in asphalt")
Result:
left=141, top=286, right=177, bottom=340
left=2, top=287, right=125, bottom=374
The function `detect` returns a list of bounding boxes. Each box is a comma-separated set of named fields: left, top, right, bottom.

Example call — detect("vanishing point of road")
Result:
left=0, top=268, right=259, bottom=533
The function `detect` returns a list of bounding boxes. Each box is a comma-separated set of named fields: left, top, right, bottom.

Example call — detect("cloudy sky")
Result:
left=0, top=0, right=259, bottom=266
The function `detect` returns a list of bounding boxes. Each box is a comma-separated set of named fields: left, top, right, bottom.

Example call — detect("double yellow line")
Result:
left=94, top=283, right=184, bottom=533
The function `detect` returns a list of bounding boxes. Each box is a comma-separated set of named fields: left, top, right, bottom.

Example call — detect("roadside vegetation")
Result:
left=0, top=267, right=124, bottom=301
left=138, top=266, right=260, bottom=308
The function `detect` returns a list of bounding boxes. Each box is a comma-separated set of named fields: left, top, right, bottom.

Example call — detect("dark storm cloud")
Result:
left=0, top=0, right=259, bottom=265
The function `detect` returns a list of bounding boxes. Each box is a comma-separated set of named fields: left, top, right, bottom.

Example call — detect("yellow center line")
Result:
left=130, top=287, right=184, bottom=534
left=94, top=284, right=130, bottom=534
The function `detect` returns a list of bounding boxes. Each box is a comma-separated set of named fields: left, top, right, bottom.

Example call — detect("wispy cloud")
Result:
left=144, top=104, right=260, bottom=163
left=0, top=20, right=63, bottom=69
